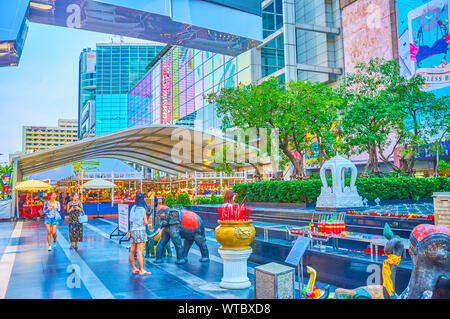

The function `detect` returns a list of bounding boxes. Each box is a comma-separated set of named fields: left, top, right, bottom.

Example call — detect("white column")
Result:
left=218, top=248, right=252, bottom=289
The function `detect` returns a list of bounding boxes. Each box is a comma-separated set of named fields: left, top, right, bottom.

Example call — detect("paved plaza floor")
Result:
left=0, top=218, right=321, bottom=299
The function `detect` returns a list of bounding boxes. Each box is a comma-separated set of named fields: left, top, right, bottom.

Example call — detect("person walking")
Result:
left=67, top=192, right=84, bottom=250
left=127, top=193, right=151, bottom=276
left=43, top=191, right=61, bottom=251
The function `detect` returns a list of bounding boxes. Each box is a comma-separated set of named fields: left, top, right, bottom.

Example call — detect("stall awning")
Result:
left=14, top=180, right=52, bottom=192
left=82, top=179, right=117, bottom=189
left=13, top=125, right=247, bottom=177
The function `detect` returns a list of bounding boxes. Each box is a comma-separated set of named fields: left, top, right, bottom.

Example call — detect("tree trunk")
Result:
left=318, top=140, right=325, bottom=168
left=250, top=163, right=262, bottom=180
left=369, top=142, right=380, bottom=175
left=279, top=142, right=305, bottom=179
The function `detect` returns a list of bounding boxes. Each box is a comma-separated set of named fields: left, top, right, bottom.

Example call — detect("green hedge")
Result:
left=195, top=194, right=223, bottom=205
left=233, top=177, right=450, bottom=203
left=175, top=192, right=191, bottom=206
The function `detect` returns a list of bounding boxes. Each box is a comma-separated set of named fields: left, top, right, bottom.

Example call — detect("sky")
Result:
left=0, top=23, right=153, bottom=165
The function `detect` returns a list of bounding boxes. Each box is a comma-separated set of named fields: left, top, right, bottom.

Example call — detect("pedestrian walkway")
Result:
left=0, top=218, right=333, bottom=299
left=0, top=218, right=255, bottom=299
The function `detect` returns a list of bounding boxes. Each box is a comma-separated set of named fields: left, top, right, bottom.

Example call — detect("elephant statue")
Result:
left=400, top=224, right=450, bottom=299
left=145, top=227, right=172, bottom=258
left=334, top=224, right=450, bottom=299
left=151, top=206, right=209, bottom=265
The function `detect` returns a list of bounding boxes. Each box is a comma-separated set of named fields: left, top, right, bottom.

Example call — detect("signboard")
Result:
left=285, top=236, right=311, bottom=266
left=118, top=204, right=130, bottom=233
left=161, top=54, right=173, bottom=124
left=397, top=0, right=450, bottom=96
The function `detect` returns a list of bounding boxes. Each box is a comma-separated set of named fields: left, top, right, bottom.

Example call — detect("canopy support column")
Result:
left=11, top=158, right=23, bottom=219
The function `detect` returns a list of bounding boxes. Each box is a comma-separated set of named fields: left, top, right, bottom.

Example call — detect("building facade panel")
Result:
left=341, top=0, right=395, bottom=73
left=95, top=43, right=164, bottom=135
left=127, top=46, right=251, bottom=132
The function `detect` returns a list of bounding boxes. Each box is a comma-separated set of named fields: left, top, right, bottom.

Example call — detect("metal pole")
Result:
left=111, top=171, right=114, bottom=207
left=194, top=171, right=197, bottom=196
left=300, top=258, right=303, bottom=291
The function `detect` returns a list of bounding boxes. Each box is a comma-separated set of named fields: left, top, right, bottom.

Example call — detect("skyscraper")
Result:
left=94, top=42, right=164, bottom=136
left=78, top=48, right=97, bottom=139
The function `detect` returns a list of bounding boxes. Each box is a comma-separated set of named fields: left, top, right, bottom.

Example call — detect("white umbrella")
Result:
left=81, top=179, right=116, bottom=216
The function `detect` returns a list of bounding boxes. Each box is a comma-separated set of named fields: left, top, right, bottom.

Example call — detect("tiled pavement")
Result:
left=0, top=218, right=321, bottom=299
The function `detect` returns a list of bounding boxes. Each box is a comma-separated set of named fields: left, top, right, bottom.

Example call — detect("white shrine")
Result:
left=315, top=155, right=364, bottom=211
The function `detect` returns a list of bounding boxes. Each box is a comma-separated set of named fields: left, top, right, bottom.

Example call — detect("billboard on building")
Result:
left=161, top=54, right=172, bottom=124
left=342, top=0, right=395, bottom=73
left=397, top=0, right=450, bottom=95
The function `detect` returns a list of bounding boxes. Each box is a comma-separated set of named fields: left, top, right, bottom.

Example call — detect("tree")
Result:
left=0, top=164, right=12, bottom=175
left=208, top=77, right=309, bottom=179
left=286, top=80, right=343, bottom=167
left=339, top=58, right=405, bottom=176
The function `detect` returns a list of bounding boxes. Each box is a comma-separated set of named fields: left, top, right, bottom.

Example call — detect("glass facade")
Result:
left=295, top=0, right=343, bottom=84
left=95, top=43, right=164, bottom=136
left=128, top=46, right=252, bottom=132
left=261, top=0, right=285, bottom=78
left=78, top=48, right=97, bottom=139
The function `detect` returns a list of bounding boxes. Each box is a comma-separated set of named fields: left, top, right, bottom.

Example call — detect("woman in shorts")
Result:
left=43, top=191, right=61, bottom=251
left=128, top=193, right=151, bottom=276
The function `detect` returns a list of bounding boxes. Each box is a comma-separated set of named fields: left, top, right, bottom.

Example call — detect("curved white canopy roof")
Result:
left=15, top=125, right=242, bottom=177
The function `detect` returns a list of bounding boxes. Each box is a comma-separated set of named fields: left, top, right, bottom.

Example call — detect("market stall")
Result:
left=14, top=180, right=52, bottom=218
left=81, top=178, right=116, bottom=217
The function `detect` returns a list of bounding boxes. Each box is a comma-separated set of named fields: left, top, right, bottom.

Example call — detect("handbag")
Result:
left=78, top=213, right=88, bottom=224
left=54, top=212, right=62, bottom=222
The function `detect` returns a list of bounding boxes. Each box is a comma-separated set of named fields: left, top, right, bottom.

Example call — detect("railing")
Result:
left=76, top=172, right=144, bottom=180
left=178, top=171, right=248, bottom=180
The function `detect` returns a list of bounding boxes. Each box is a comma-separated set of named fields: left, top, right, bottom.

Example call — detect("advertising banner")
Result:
left=118, top=204, right=129, bottom=233
left=1, top=174, right=11, bottom=195
left=161, top=54, right=172, bottom=124
left=397, top=0, right=450, bottom=95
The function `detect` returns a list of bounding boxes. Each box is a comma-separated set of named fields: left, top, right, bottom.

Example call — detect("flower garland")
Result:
left=346, top=210, right=434, bottom=222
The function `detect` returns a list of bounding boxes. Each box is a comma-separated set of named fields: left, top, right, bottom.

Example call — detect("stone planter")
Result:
left=215, top=220, right=255, bottom=289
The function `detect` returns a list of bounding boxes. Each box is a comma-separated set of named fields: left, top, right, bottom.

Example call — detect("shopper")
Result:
left=64, top=192, right=71, bottom=214
left=43, top=191, right=61, bottom=251
left=127, top=193, right=151, bottom=276
left=58, top=192, right=65, bottom=213
left=223, top=189, right=236, bottom=207
left=67, top=192, right=84, bottom=250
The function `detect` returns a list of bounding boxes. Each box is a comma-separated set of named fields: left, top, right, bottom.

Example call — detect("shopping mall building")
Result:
left=73, top=0, right=448, bottom=175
